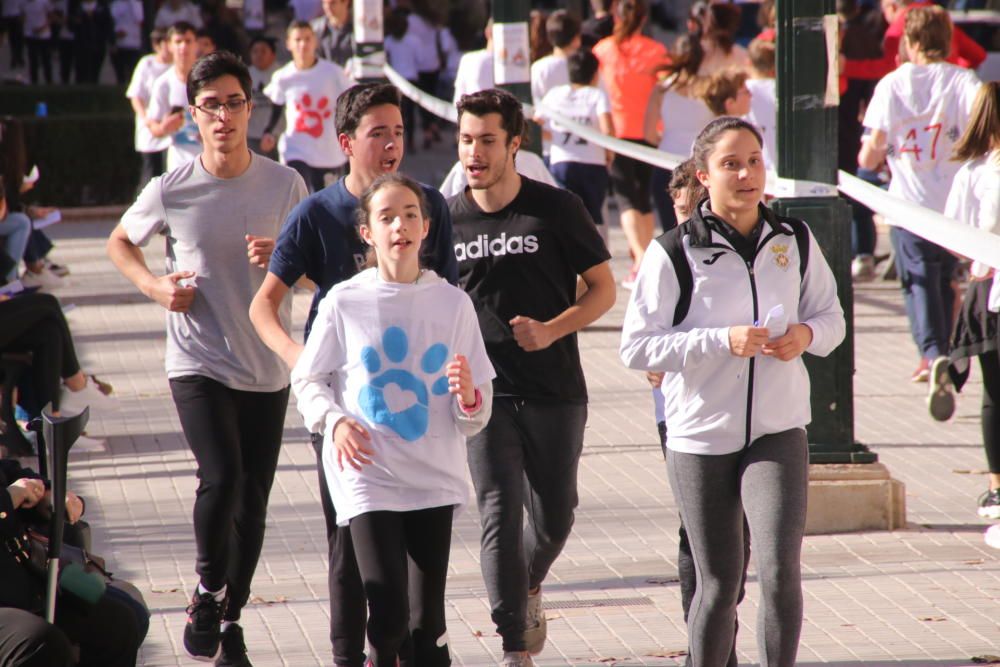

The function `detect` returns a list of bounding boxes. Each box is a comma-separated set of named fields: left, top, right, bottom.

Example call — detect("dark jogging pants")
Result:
left=169, top=375, right=288, bottom=620
left=467, top=398, right=587, bottom=652
left=349, top=506, right=454, bottom=667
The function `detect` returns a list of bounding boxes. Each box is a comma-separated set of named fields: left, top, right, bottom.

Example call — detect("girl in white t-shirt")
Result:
left=291, top=174, right=494, bottom=667
left=946, top=82, right=1000, bottom=521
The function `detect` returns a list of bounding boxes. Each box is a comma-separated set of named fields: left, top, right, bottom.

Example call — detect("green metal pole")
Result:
left=773, top=0, right=874, bottom=463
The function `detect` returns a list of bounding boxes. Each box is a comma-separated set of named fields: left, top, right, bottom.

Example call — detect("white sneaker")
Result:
left=851, top=255, right=876, bottom=282
left=72, top=434, right=107, bottom=452
left=21, top=268, right=64, bottom=291
left=524, top=588, right=546, bottom=655
left=501, top=652, right=535, bottom=667
left=59, top=377, right=119, bottom=417
left=927, top=356, right=955, bottom=422
left=985, top=524, right=1000, bottom=550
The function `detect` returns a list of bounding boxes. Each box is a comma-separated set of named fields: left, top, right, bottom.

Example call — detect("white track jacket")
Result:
left=620, top=203, right=846, bottom=455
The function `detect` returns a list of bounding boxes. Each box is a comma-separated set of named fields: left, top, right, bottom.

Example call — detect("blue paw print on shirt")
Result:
left=358, top=326, right=450, bottom=441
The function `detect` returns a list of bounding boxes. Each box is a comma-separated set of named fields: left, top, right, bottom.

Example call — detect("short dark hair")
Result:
left=456, top=88, right=525, bottom=146
left=150, top=27, right=167, bottom=45
left=692, top=116, right=764, bottom=172
left=567, top=49, right=599, bottom=85
left=546, top=10, right=580, bottom=49
left=186, top=51, right=253, bottom=105
left=195, top=28, right=215, bottom=43
left=167, top=21, right=196, bottom=40
left=0, top=177, right=6, bottom=203
left=286, top=19, right=313, bottom=36
left=335, top=83, right=402, bottom=137
left=385, top=7, right=409, bottom=40
left=248, top=35, right=276, bottom=53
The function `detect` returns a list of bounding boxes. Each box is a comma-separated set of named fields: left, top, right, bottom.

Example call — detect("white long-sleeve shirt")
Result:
left=292, top=268, right=495, bottom=524
left=620, top=205, right=845, bottom=455
left=945, top=151, right=1000, bottom=310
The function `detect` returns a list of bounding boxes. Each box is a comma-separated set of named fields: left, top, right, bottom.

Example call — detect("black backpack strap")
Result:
left=655, top=223, right=693, bottom=327
left=780, top=216, right=810, bottom=281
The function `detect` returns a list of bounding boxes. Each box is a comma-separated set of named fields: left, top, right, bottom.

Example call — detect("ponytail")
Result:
left=613, top=0, right=647, bottom=44
left=952, top=82, right=1000, bottom=162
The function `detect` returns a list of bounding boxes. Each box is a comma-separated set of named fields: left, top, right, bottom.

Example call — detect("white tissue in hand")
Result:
left=762, top=304, right=788, bottom=340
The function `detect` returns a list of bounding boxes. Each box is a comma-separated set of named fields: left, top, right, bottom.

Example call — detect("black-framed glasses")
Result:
left=193, top=99, right=249, bottom=117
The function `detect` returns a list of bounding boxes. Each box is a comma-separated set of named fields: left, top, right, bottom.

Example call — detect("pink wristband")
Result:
left=459, top=388, right=482, bottom=414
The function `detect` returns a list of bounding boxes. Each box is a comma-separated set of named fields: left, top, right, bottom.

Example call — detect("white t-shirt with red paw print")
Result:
left=264, top=58, right=354, bottom=169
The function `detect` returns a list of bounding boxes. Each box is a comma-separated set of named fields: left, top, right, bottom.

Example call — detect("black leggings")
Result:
left=169, top=375, right=289, bottom=620
left=0, top=293, right=81, bottom=415
left=980, top=351, right=1000, bottom=474
left=349, top=506, right=454, bottom=667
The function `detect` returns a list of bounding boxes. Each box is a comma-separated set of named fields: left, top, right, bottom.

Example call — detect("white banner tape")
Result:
left=838, top=170, right=1000, bottom=270
left=383, top=64, right=458, bottom=123
left=384, top=64, right=1000, bottom=269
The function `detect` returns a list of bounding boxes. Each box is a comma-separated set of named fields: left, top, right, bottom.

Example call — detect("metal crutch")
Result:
left=40, top=403, right=88, bottom=623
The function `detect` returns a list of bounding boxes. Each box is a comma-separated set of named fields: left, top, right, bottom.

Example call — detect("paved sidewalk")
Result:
left=36, top=217, right=1000, bottom=667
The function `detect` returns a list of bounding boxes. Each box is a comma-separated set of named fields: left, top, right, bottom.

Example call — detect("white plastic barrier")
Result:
left=837, top=170, right=1000, bottom=270
left=384, top=64, right=1000, bottom=270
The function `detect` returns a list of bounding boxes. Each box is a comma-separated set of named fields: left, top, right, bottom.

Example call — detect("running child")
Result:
left=262, top=20, right=353, bottom=192
left=533, top=49, right=613, bottom=244
left=291, top=173, right=494, bottom=667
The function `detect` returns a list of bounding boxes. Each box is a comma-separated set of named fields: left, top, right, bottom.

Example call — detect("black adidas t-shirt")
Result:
left=449, top=177, right=611, bottom=403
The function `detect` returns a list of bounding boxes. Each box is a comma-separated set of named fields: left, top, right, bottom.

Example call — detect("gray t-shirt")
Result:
left=121, top=154, right=308, bottom=391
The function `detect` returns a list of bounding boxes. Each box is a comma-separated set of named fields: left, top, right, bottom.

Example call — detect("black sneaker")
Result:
left=216, top=623, right=252, bottom=667
left=978, top=489, right=1000, bottom=520
left=183, top=590, right=224, bottom=662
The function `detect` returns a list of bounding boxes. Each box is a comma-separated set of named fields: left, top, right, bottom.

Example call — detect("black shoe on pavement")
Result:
left=183, top=590, right=224, bottom=662
left=216, top=623, right=253, bottom=667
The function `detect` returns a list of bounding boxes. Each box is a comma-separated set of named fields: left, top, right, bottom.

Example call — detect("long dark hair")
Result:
left=613, top=0, right=647, bottom=44
left=657, top=34, right=705, bottom=91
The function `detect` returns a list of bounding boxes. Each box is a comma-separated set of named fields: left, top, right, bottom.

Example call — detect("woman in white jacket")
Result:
left=620, top=117, right=845, bottom=667
left=292, top=173, right=495, bottom=667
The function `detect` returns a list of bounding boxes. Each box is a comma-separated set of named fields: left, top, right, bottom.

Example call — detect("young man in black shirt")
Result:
left=449, top=88, right=615, bottom=667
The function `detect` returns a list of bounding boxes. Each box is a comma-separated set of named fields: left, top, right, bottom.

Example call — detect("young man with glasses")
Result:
left=108, top=51, right=308, bottom=667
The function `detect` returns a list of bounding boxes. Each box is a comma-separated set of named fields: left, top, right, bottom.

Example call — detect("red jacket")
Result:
left=842, top=1, right=986, bottom=80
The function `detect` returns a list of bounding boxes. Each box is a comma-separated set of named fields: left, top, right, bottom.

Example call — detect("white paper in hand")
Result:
left=762, top=303, right=788, bottom=340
